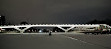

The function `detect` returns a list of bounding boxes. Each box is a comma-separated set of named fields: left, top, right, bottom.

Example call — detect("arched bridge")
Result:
left=0, top=24, right=110, bottom=33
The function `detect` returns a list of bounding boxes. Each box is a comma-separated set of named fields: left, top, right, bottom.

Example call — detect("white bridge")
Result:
left=0, top=24, right=110, bottom=33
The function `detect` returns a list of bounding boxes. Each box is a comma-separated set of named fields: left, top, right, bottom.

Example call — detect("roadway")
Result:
left=0, top=33, right=111, bottom=49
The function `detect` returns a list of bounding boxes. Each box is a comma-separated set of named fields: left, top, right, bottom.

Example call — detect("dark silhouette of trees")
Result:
left=20, top=21, right=28, bottom=25
left=86, top=19, right=111, bottom=26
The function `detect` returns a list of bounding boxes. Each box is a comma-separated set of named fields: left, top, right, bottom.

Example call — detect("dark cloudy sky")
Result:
left=0, top=0, right=111, bottom=24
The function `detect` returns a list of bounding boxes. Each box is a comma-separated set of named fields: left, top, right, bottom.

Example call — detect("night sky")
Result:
left=0, top=0, right=111, bottom=24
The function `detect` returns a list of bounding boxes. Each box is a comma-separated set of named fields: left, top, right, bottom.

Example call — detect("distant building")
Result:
left=0, top=15, right=6, bottom=25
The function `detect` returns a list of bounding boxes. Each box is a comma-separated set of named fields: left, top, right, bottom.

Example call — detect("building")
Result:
left=0, top=15, right=6, bottom=25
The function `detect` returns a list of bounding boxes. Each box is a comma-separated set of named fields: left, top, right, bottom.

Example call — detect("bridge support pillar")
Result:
left=57, top=26, right=66, bottom=32
left=14, top=27, right=31, bottom=33
left=57, top=26, right=75, bottom=33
